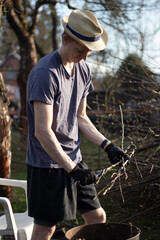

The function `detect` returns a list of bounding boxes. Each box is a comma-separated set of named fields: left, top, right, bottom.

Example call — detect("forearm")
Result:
left=78, top=113, right=110, bottom=146
left=35, top=128, right=76, bottom=172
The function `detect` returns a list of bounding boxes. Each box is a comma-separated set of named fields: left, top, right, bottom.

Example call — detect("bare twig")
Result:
left=95, top=141, right=137, bottom=199
left=119, top=105, right=124, bottom=150
left=119, top=105, right=125, bottom=201
left=94, top=159, right=130, bottom=199
left=120, top=202, right=160, bottom=223
left=134, top=158, right=143, bottom=178
left=119, top=176, right=125, bottom=203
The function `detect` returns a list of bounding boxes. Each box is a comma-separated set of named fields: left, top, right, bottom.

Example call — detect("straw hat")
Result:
left=62, top=9, right=108, bottom=51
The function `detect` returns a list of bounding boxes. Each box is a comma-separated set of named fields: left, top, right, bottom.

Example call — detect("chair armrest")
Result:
left=0, top=178, right=27, bottom=199
left=0, top=178, right=27, bottom=192
left=0, top=178, right=28, bottom=211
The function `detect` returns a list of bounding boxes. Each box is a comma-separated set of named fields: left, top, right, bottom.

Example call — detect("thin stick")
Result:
left=94, top=160, right=129, bottom=199
left=95, top=144, right=136, bottom=198
left=119, top=105, right=124, bottom=150
left=119, top=105, right=125, bottom=200
left=119, top=176, right=125, bottom=203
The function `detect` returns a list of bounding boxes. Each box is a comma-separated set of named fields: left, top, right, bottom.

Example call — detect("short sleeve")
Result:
left=28, top=68, right=58, bottom=105
left=81, top=63, right=94, bottom=98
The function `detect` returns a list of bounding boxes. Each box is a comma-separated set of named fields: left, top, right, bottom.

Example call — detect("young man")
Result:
left=26, top=9, right=129, bottom=240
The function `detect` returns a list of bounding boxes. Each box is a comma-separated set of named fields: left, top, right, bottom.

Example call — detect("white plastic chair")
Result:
left=0, top=178, right=33, bottom=240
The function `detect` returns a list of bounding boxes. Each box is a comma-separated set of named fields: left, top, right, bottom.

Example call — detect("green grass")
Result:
left=11, top=129, right=27, bottom=179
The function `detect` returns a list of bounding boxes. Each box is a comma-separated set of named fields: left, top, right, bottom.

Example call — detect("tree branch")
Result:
left=35, top=39, right=45, bottom=58
left=29, top=0, right=59, bottom=34
left=5, top=1, right=28, bottom=40
left=65, top=0, right=76, bottom=10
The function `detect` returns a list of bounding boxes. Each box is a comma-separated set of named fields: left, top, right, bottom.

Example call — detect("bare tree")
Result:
left=0, top=0, right=12, bottom=197
left=3, top=0, right=59, bottom=143
left=114, top=53, right=159, bottom=108
left=0, top=73, right=12, bottom=198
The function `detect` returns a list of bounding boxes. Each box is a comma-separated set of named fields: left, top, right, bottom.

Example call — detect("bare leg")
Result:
left=31, top=223, right=56, bottom=240
left=81, top=207, right=106, bottom=225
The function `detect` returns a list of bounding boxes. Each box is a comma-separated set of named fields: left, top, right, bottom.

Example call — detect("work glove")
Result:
left=69, top=165, right=97, bottom=185
left=105, top=143, right=130, bottom=165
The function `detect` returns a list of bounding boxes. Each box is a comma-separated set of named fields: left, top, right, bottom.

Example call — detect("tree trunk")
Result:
left=0, top=73, right=12, bottom=198
left=50, top=4, right=58, bottom=51
left=17, top=36, right=37, bottom=149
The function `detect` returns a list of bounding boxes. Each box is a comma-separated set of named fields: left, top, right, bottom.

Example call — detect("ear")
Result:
left=62, top=32, right=73, bottom=44
left=62, top=33, right=69, bottom=43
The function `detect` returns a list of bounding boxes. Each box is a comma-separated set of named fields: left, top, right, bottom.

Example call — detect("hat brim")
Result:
left=62, top=16, right=108, bottom=51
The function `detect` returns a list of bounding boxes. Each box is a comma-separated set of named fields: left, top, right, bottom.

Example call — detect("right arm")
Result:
left=34, top=101, right=76, bottom=172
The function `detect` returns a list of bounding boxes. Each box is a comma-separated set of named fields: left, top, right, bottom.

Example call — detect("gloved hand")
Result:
left=105, top=143, right=130, bottom=165
left=69, top=165, right=96, bottom=185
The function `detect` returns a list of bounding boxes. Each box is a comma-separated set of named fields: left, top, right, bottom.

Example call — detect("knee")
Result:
left=82, top=207, right=106, bottom=225
left=43, top=225, right=56, bottom=237
left=98, top=208, right=106, bottom=223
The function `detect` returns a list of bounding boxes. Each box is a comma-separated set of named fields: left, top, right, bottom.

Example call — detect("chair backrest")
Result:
left=0, top=178, right=27, bottom=212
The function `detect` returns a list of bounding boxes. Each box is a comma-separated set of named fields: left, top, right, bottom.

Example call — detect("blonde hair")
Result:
left=62, top=31, right=76, bottom=42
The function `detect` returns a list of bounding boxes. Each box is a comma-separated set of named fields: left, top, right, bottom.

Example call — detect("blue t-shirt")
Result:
left=26, top=50, right=94, bottom=168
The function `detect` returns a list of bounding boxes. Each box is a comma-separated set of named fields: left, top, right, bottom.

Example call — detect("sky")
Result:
left=55, top=1, right=160, bottom=75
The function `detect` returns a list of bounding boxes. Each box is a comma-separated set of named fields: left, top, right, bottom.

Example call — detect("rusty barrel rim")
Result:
left=65, top=222, right=141, bottom=240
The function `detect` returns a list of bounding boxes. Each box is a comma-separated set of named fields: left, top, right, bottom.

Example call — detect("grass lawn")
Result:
left=8, top=129, right=160, bottom=240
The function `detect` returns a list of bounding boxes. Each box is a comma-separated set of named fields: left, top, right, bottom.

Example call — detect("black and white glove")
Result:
left=69, top=166, right=96, bottom=185
left=101, top=140, right=130, bottom=165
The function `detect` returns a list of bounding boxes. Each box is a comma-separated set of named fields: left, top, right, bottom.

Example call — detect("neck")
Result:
left=58, top=47, right=74, bottom=76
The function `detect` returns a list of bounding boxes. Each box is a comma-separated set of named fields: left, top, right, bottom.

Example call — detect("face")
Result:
left=64, top=37, right=92, bottom=63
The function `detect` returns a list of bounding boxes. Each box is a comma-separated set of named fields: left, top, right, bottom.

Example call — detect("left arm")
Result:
left=78, top=98, right=130, bottom=164
left=77, top=97, right=109, bottom=146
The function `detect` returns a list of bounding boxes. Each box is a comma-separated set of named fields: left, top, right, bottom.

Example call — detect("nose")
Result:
left=83, top=50, right=91, bottom=60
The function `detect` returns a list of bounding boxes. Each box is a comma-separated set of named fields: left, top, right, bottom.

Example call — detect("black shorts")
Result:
left=27, top=161, right=101, bottom=226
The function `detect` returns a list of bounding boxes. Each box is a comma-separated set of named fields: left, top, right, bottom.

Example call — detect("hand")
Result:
left=69, top=166, right=96, bottom=185
left=105, top=143, right=130, bottom=165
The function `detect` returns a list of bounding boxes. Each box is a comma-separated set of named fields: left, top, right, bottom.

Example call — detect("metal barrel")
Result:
left=65, top=222, right=141, bottom=240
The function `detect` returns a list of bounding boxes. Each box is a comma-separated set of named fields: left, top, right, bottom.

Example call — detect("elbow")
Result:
left=34, top=126, right=52, bottom=144
left=78, top=113, right=88, bottom=131
left=77, top=112, right=87, bottom=122
left=34, top=127, right=43, bottom=142
left=78, top=112, right=88, bottom=125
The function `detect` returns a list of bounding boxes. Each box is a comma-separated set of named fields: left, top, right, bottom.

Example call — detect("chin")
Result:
left=74, top=59, right=82, bottom=63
